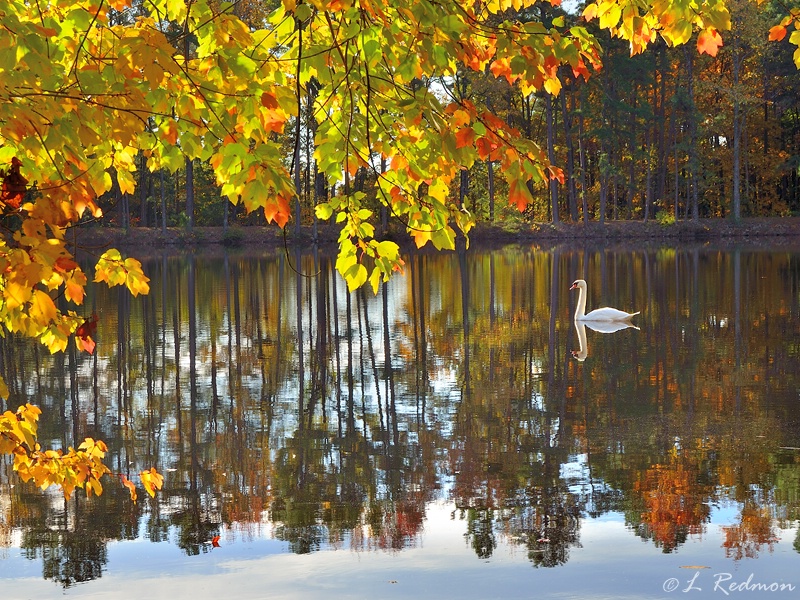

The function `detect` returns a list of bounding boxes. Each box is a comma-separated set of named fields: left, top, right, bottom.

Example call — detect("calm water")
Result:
left=2, top=242, right=800, bottom=599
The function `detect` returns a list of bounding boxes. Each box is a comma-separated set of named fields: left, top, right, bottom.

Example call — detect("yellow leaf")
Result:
left=86, top=477, right=103, bottom=497
left=544, top=76, right=562, bottom=95
left=117, top=170, right=136, bottom=195
left=30, top=289, right=57, bottom=325
left=4, top=281, right=32, bottom=311
left=428, top=180, right=449, bottom=203
left=411, top=228, right=432, bottom=248
left=141, top=467, right=164, bottom=498
left=344, top=263, right=368, bottom=291
left=123, top=258, right=150, bottom=296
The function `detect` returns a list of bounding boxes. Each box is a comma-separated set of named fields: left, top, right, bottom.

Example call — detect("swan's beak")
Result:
left=569, top=282, right=577, bottom=290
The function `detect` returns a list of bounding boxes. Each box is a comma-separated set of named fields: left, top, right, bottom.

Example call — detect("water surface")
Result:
left=1, top=242, right=800, bottom=599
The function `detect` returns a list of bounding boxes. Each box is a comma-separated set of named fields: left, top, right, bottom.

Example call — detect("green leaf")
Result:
left=431, top=226, right=456, bottom=251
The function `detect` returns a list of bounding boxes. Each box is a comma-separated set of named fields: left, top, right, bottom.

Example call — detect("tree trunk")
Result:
left=561, top=83, right=578, bottom=221
left=546, top=93, right=559, bottom=223
left=656, top=42, right=668, bottom=209
left=487, top=160, right=495, bottom=222
left=732, top=35, right=742, bottom=220
left=577, top=90, right=589, bottom=224
left=160, top=169, right=167, bottom=234
left=185, top=157, right=194, bottom=231
left=459, top=168, right=469, bottom=209
left=627, top=85, right=637, bottom=219
left=685, top=46, right=699, bottom=221
left=139, top=153, right=149, bottom=227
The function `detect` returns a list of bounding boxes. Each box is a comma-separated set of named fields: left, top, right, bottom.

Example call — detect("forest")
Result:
left=123, top=0, right=800, bottom=232
left=95, top=0, right=800, bottom=231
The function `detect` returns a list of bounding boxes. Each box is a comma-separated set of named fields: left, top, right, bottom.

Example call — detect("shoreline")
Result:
left=68, top=216, right=800, bottom=254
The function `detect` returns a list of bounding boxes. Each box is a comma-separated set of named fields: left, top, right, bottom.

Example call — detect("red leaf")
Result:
left=572, top=58, right=591, bottom=81
left=1, top=157, right=29, bottom=209
left=55, top=257, right=80, bottom=273
left=476, top=137, right=499, bottom=161
left=260, top=91, right=279, bottom=109
left=212, top=535, right=221, bottom=548
left=76, top=313, right=99, bottom=354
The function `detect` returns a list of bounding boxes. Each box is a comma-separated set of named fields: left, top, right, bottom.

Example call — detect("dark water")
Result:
left=1, top=243, right=800, bottom=599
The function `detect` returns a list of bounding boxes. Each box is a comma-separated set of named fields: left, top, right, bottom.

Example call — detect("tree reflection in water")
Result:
left=1, top=245, right=800, bottom=586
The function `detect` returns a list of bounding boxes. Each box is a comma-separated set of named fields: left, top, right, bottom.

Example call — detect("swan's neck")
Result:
left=574, top=285, right=587, bottom=320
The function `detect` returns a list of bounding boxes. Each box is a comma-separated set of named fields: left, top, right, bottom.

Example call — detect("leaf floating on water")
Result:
left=212, top=536, right=221, bottom=548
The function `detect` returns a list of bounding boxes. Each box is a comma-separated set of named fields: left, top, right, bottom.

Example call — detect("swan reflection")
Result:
left=572, top=320, right=640, bottom=362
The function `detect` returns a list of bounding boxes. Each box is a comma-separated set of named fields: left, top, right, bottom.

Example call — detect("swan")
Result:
left=570, top=279, right=640, bottom=322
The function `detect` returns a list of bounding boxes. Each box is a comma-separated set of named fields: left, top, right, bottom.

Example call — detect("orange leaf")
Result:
left=476, top=137, right=499, bottom=161
left=489, top=58, right=512, bottom=81
left=543, top=55, right=559, bottom=78
left=163, top=120, right=179, bottom=146
left=509, top=179, right=533, bottom=212
left=455, top=127, right=475, bottom=149
left=261, top=109, right=286, bottom=134
left=122, top=475, right=138, bottom=503
left=697, top=28, right=723, bottom=57
left=582, top=3, right=598, bottom=21
left=411, top=228, right=432, bottom=248
left=77, top=336, right=96, bottom=354
left=212, top=535, right=221, bottom=547
left=572, top=58, right=591, bottom=81
left=547, top=165, right=565, bottom=184
left=65, top=278, right=86, bottom=304
left=769, top=25, right=787, bottom=41
left=265, top=195, right=291, bottom=228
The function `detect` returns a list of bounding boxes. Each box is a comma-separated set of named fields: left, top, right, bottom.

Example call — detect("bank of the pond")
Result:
left=69, top=216, right=800, bottom=253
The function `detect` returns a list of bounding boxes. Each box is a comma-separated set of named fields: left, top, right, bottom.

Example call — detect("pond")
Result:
left=1, top=241, right=800, bottom=599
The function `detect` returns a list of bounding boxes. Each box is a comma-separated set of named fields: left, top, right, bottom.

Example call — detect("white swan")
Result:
left=570, top=279, right=640, bottom=322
